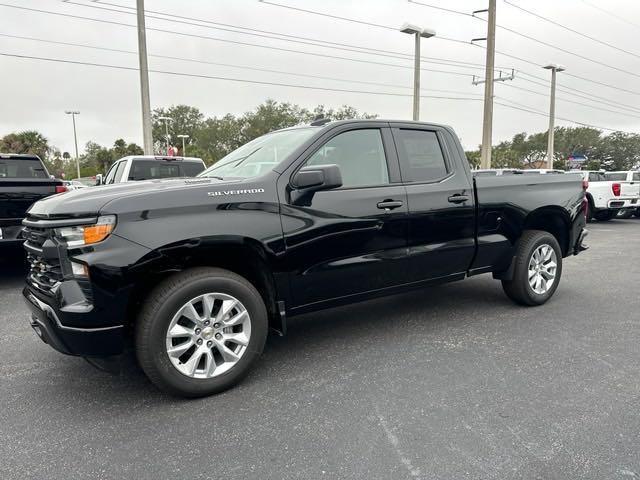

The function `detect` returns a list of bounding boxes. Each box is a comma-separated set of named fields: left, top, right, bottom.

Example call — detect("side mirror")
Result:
left=291, top=164, right=342, bottom=191
left=95, top=174, right=103, bottom=186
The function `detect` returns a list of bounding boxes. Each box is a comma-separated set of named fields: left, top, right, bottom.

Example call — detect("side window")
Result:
left=588, top=172, right=605, bottom=182
left=633, top=173, right=640, bottom=181
left=113, top=161, right=127, bottom=183
left=103, top=162, right=118, bottom=184
left=395, top=129, right=448, bottom=183
left=305, top=129, right=389, bottom=188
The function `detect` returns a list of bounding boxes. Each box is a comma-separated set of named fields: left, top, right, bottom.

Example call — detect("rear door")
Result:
left=279, top=124, right=410, bottom=308
left=390, top=123, right=475, bottom=283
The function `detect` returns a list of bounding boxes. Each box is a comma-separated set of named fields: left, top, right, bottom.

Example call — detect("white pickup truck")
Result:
left=572, top=170, right=639, bottom=221
left=95, top=155, right=206, bottom=186
left=605, top=171, right=640, bottom=218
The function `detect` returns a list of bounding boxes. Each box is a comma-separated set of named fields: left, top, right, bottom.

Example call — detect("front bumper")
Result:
left=23, top=287, right=125, bottom=356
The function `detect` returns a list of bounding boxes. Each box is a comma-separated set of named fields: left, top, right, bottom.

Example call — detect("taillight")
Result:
left=612, top=183, right=621, bottom=196
left=55, top=185, right=68, bottom=194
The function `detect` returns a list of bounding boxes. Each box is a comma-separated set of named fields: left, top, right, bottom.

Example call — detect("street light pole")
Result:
left=136, top=0, right=153, bottom=154
left=544, top=64, right=565, bottom=169
left=177, top=134, right=189, bottom=156
left=158, top=116, right=172, bottom=154
left=65, top=110, right=81, bottom=179
left=400, top=24, right=435, bottom=121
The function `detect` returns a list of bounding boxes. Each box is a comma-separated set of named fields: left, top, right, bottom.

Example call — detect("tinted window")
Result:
left=605, top=173, right=627, bottom=181
left=181, top=162, right=205, bottom=177
left=588, top=172, right=606, bottom=182
left=0, top=158, right=48, bottom=178
left=305, top=129, right=389, bottom=188
left=395, top=130, right=448, bottom=182
left=129, top=160, right=181, bottom=181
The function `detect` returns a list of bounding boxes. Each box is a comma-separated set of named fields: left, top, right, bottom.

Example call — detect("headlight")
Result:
left=55, top=215, right=116, bottom=247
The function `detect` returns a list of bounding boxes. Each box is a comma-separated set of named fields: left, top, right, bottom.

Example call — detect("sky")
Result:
left=1, top=0, right=640, bottom=155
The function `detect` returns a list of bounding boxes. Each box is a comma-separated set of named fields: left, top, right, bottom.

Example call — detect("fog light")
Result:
left=71, top=261, right=88, bottom=277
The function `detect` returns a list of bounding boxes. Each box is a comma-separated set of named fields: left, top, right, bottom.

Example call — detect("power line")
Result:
left=503, top=0, right=640, bottom=60
left=0, top=31, right=484, bottom=98
left=579, top=0, right=640, bottom=31
left=64, top=0, right=491, bottom=73
left=410, top=0, right=640, bottom=80
left=0, top=2, right=480, bottom=79
left=255, top=0, right=640, bottom=100
left=496, top=83, right=640, bottom=120
left=494, top=98, right=634, bottom=133
left=0, top=51, right=484, bottom=101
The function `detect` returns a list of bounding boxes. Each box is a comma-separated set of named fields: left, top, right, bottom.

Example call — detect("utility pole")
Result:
left=400, top=24, right=435, bottom=121
left=158, top=116, right=172, bottom=154
left=136, top=0, right=153, bottom=154
left=65, top=111, right=81, bottom=179
left=544, top=64, right=565, bottom=169
left=477, top=0, right=497, bottom=169
left=177, top=134, right=189, bottom=156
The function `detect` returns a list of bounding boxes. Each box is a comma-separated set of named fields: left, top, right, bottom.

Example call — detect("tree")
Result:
left=152, top=105, right=204, bottom=154
left=0, top=130, right=51, bottom=160
left=592, top=132, right=640, bottom=170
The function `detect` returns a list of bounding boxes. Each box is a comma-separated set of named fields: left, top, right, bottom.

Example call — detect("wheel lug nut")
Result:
left=195, top=328, right=201, bottom=335
left=213, top=323, right=220, bottom=328
left=215, top=333, right=222, bottom=340
left=204, top=320, right=210, bottom=326
left=197, top=339, right=203, bottom=345
left=207, top=341, right=213, bottom=347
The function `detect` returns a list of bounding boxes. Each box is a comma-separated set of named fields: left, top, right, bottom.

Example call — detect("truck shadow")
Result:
left=49, top=275, right=511, bottom=402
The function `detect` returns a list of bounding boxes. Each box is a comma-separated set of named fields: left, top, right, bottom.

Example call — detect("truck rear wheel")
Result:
left=135, top=267, right=268, bottom=398
left=501, top=230, right=563, bottom=306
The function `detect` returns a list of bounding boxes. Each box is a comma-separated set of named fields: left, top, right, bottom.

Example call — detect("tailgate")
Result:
left=0, top=179, right=59, bottom=222
left=618, top=181, right=639, bottom=198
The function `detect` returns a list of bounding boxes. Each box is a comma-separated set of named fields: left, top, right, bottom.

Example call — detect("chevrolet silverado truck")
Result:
left=0, top=153, right=66, bottom=244
left=604, top=171, right=640, bottom=218
left=22, top=120, right=588, bottom=397
left=573, top=170, right=638, bottom=221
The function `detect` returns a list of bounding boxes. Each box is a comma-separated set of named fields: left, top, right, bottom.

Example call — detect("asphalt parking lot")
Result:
left=1, top=220, right=639, bottom=480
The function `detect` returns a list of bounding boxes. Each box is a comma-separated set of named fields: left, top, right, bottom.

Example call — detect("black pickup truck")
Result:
left=22, top=120, right=588, bottom=397
left=0, top=154, right=65, bottom=244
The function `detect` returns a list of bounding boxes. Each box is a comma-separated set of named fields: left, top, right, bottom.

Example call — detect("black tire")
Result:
left=136, top=267, right=268, bottom=398
left=634, top=208, right=640, bottom=218
left=594, top=210, right=615, bottom=221
left=501, top=230, right=563, bottom=306
left=617, top=209, right=633, bottom=219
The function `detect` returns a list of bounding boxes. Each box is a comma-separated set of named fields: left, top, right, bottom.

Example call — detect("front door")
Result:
left=279, top=125, right=409, bottom=309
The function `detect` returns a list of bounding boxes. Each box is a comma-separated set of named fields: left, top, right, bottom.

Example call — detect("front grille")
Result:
left=22, top=225, right=62, bottom=294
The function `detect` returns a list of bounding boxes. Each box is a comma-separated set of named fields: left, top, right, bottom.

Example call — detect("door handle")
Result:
left=448, top=194, right=470, bottom=204
left=377, top=200, right=404, bottom=210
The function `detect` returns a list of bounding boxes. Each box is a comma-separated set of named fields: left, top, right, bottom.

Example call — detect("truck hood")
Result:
left=27, top=177, right=239, bottom=218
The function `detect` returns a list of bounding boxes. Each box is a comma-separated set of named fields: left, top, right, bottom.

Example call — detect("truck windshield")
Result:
left=0, top=158, right=48, bottom=178
left=198, top=127, right=317, bottom=179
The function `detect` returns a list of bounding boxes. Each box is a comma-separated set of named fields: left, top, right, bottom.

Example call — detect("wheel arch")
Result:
left=125, top=236, right=283, bottom=333
left=522, top=207, right=571, bottom=257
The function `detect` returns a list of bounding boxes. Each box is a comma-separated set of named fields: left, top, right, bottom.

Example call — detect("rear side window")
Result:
left=588, top=172, right=606, bottom=182
left=181, top=162, right=205, bottom=177
left=633, top=173, right=640, bottom=181
left=129, top=160, right=181, bottom=181
left=605, top=173, right=627, bottom=181
left=394, top=130, right=448, bottom=183
left=0, top=159, right=48, bottom=178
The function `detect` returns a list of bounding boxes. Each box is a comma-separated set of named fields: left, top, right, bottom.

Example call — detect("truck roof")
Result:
left=0, top=153, right=43, bottom=160
left=120, top=155, right=204, bottom=163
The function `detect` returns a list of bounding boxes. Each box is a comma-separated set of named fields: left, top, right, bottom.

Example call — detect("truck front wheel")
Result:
left=501, top=230, right=563, bottom=306
left=135, top=267, right=268, bottom=398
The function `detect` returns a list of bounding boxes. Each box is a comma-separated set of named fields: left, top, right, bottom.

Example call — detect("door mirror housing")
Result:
left=291, top=164, right=342, bottom=192
left=95, top=174, right=103, bottom=186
